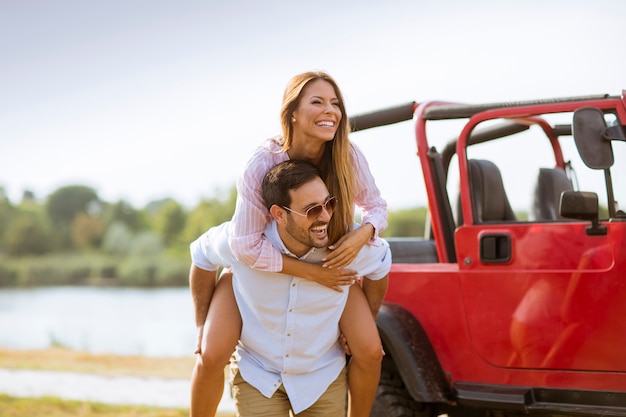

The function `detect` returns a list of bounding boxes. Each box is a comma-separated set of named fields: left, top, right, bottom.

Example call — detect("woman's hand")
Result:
left=282, top=255, right=358, bottom=292
left=312, top=265, right=358, bottom=291
left=322, top=223, right=374, bottom=269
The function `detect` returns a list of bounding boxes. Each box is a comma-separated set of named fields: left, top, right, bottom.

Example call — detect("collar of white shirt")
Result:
left=264, top=220, right=329, bottom=263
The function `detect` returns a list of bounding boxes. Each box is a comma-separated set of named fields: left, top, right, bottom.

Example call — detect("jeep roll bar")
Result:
left=349, top=102, right=417, bottom=132
left=349, top=94, right=614, bottom=131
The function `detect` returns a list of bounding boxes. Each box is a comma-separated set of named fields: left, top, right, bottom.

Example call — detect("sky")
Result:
left=1, top=0, right=625, bottom=211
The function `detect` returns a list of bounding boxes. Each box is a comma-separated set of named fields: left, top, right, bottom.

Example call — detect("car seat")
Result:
left=458, top=159, right=516, bottom=224
left=530, top=167, right=573, bottom=220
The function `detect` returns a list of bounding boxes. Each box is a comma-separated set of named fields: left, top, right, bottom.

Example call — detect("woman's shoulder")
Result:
left=347, top=140, right=368, bottom=164
left=347, top=139, right=362, bottom=154
left=243, top=137, right=289, bottom=175
left=259, top=136, right=285, bottom=153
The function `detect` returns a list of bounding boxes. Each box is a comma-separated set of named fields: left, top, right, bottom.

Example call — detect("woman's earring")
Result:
left=292, top=117, right=296, bottom=123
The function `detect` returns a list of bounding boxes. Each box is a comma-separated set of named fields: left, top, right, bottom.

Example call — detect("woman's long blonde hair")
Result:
left=277, top=71, right=356, bottom=244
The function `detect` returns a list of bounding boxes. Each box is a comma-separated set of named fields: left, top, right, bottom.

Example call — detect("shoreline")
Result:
left=0, top=347, right=236, bottom=414
left=0, top=347, right=196, bottom=379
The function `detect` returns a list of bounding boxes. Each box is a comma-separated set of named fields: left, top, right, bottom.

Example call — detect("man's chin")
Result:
left=311, top=236, right=329, bottom=248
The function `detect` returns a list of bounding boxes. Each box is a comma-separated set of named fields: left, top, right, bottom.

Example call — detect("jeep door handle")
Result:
left=480, top=234, right=511, bottom=263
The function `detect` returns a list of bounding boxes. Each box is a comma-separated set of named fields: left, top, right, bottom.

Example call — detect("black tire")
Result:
left=370, top=357, right=439, bottom=417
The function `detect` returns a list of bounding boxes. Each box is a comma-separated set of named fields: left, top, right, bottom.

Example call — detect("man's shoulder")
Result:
left=203, top=221, right=232, bottom=243
left=355, top=237, right=389, bottom=258
left=191, top=222, right=235, bottom=266
left=350, top=237, right=391, bottom=276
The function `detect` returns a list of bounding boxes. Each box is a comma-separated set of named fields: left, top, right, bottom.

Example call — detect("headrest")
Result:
left=467, top=159, right=516, bottom=223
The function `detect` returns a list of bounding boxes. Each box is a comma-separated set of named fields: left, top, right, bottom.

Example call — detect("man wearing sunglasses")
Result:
left=190, top=159, right=391, bottom=416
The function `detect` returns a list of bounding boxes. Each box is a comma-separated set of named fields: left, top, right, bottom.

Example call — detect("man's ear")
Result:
left=269, top=205, right=287, bottom=223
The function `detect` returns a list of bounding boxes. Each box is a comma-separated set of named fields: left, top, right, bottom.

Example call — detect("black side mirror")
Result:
left=560, top=191, right=607, bottom=236
left=572, top=107, right=614, bottom=170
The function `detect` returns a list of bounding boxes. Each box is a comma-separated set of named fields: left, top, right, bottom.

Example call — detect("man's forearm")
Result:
left=189, top=264, right=219, bottom=327
left=362, top=274, right=388, bottom=318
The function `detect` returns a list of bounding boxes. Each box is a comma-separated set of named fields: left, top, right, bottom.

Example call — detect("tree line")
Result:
left=0, top=184, right=427, bottom=287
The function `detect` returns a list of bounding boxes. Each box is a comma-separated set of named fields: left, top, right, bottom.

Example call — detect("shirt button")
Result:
left=292, top=283, right=296, bottom=287
left=287, top=333, right=291, bottom=336
left=289, top=309, right=293, bottom=312
left=285, top=354, right=289, bottom=358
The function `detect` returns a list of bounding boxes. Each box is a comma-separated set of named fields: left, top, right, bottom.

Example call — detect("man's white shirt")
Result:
left=190, top=221, right=391, bottom=413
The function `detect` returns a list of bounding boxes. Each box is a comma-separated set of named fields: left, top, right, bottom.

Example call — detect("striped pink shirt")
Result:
left=229, top=138, right=388, bottom=272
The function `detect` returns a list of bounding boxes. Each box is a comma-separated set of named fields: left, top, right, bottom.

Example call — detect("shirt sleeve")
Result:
left=228, top=143, right=288, bottom=272
left=350, top=143, right=388, bottom=237
left=190, top=223, right=233, bottom=271
left=352, top=237, right=392, bottom=280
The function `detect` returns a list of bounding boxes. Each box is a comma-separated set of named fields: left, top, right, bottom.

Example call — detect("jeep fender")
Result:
left=376, top=302, right=451, bottom=403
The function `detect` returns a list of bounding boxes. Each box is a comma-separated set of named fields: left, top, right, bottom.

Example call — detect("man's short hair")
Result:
left=262, top=160, right=322, bottom=211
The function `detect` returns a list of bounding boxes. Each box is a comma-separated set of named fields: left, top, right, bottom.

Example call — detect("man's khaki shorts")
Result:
left=231, top=366, right=346, bottom=416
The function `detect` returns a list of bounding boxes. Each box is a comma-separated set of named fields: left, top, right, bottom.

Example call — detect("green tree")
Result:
left=183, top=200, right=219, bottom=244
left=102, top=222, right=134, bottom=256
left=129, top=230, right=164, bottom=256
left=5, top=214, right=51, bottom=256
left=71, top=212, right=105, bottom=250
left=382, top=207, right=428, bottom=238
left=182, top=187, right=237, bottom=243
left=21, top=190, right=36, bottom=203
left=102, top=200, right=146, bottom=232
left=46, top=185, right=100, bottom=249
left=0, top=187, right=14, bottom=251
left=151, top=199, right=187, bottom=246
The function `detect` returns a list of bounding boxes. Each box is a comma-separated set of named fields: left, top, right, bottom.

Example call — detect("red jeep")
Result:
left=351, top=92, right=626, bottom=416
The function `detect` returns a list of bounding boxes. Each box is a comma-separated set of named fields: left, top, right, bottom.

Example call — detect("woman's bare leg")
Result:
left=339, top=283, right=383, bottom=417
left=190, top=273, right=241, bottom=417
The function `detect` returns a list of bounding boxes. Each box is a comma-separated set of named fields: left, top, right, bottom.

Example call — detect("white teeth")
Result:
left=316, top=121, right=334, bottom=127
left=310, top=225, right=328, bottom=233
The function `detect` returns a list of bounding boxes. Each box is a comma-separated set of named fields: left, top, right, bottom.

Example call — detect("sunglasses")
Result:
left=282, top=196, right=337, bottom=221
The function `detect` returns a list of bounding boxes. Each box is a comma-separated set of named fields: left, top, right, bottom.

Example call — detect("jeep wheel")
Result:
left=370, top=364, right=438, bottom=417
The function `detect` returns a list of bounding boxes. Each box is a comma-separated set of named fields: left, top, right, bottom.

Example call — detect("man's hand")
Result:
left=194, top=324, right=204, bottom=355
left=340, top=332, right=352, bottom=355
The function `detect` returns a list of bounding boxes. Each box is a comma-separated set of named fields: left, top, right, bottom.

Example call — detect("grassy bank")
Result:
left=0, top=394, right=189, bottom=417
left=0, top=347, right=195, bottom=379
left=0, top=348, right=234, bottom=417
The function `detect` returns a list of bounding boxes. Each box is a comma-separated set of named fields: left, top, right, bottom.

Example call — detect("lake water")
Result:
left=0, top=287, right=197, bottom=357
